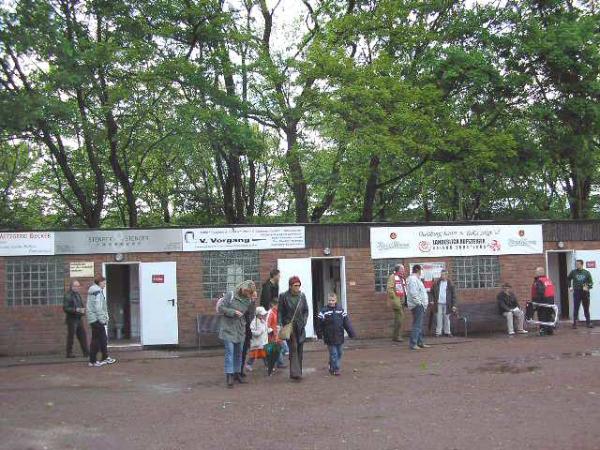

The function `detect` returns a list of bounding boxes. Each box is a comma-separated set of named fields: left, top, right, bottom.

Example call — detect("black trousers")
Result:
left=573, top=289, right=591, bottom=324
left=66, top=316, right=88, bottom=356
left=288, top=334, right=304, bottom=379
left=89, top=322, right=108, bottom=364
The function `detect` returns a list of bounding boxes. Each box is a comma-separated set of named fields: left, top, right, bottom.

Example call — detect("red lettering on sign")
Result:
left=152, top=274, right=165, bottom=283
left=586, top=261, right=596, bottom=269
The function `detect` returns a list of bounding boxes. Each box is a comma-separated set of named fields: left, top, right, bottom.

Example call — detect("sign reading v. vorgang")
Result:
left=182, top=226, right=305, bottom=251
left=370, top=225, right=543, bottom=259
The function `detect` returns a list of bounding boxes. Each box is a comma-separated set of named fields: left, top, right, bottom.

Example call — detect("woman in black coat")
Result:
left=278, top=276, right=309, bottom=380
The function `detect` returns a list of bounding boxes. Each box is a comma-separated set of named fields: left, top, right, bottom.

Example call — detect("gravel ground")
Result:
left=1, top=328, right=600, bottom=450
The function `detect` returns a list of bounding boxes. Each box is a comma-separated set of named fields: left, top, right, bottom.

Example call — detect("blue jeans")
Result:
left=409, top=305, right=425, bottom=349
left=223, top=340, right=243, bottom=374
left=328, top=344, right=343, bottom=372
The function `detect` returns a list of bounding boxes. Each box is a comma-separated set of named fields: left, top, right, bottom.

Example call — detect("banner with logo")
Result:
left=182, top=226, right=305, bottom=251
left=55, top=229, right=182, bottom=254
left=0, top=231, right=55, bottom=256
left=371, top=225, right=543, bottom=259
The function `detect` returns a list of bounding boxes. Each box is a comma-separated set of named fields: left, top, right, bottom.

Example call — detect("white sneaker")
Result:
left=88, top=361, right=106, bottom=367
left=508, top=331, right=515, bottom=336
left=517, top=330, right=528, bottom=334
left=102, top=357, right=117, bottom=364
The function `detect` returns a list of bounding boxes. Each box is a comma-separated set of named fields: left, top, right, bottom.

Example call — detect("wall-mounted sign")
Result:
left=0, top=232, right=55, bottom=256
left=69, top=261, right=95, bottom=278
left=182, top=226, right=305, bottom=252
left=152, top=274, right=165, bottom=284
left=371, top=224, right=543, bottom=259
left=409, top=262, right=446, bottom=292
left=586, top=261, right=596, bottom=269
left=55, top=229, right=182, bottom=255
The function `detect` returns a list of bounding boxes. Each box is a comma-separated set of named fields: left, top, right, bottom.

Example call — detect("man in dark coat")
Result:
left=260, top=269, right=280, bottom=310
left=431, top=270, right=458, bottom=337
left=63, top=280, right=89, bottom=358
left=316, top=293, right=356, bottom=376
left=497, top=283, right=528, bottom=336
left=278, top=275, right=309, bottom=380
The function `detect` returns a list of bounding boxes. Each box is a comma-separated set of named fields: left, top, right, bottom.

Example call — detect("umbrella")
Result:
left=264, top=342, right=280, bottom=376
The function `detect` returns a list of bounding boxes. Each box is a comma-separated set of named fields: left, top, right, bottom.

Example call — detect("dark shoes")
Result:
left=392, top=338, right=404, bottom=342
left=226, top=374, right=234, bottom=388
left=587, top=323, right=595, bottom=328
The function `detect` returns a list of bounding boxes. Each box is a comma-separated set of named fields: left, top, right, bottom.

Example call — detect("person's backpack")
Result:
left=216, top=291, right=234, bottom=314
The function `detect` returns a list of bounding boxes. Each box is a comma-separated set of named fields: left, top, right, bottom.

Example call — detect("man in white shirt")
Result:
left=407, top=265, right=431, bottom=350
left=431, top=270, right=457, bottom=337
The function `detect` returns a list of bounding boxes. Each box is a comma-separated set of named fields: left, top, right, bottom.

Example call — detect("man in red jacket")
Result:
left=532, top=267, right=556, bottom=336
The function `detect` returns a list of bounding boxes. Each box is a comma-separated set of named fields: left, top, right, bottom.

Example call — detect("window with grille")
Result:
left=373, top=259, right=403, bottom=292
left=452, top=256, right=500, bottom=289
left=202, top=251, right=260, bottom=299
left=5, top=257, right=65, bottom=306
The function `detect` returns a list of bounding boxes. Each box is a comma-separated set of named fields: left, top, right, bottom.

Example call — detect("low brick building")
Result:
left=1, top=221, right=599, bottom=356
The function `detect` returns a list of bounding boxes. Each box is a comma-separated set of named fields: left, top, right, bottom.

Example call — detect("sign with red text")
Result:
left=152, top=274, right=165, bottom=284
left=370, top=225, right=543, bottom=259
left=0, top=232, right=54, bottom=256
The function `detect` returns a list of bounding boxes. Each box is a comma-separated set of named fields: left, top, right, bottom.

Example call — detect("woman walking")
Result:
left=218, top=280, right=255, bottom=388
left=278, top=276, right=309, bottom=381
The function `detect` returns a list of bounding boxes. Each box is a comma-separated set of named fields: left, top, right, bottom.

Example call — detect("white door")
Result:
left=278, top=258, right=315, bottom=338
left=140, top=262, right=178, bottom=345
left=574, top=251, right=600, bottom=321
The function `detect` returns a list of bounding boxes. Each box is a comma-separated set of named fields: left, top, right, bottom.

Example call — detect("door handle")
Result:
left=167, top=299, right=175, bottom=306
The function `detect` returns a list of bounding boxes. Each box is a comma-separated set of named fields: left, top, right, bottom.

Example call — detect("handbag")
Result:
left=278, top=296, right=302, bottom=340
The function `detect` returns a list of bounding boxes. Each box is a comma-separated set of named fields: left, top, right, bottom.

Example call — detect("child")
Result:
left=266, top=299, right=287, bottom=370
left=316, top=293, right=356, bottom=376
left=246, top=306, right=269, bottom=372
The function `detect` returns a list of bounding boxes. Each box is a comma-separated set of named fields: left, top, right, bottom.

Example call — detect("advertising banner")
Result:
left=182, top=226, right=305, bottom=251
left=0, top=231, right=54, bottom=256
left=55, top=229, right=182, bottom=254
left=371, top=224, right=543, bottom=259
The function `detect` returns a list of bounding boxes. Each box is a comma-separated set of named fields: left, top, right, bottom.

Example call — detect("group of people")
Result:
left=217, top=269, right=355, bottom=388
left=386, top=259, right=595, bottom=344
left=63, top=276, right=117, bottom=367
left=63, top=259, right=594, bottom=386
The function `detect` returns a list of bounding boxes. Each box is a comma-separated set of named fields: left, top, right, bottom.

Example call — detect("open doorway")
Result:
left=546, top=251, right=574, bottom=319
left=104, top=263, right=140, bottom=343
left=311, top=258, right=344, bottom=332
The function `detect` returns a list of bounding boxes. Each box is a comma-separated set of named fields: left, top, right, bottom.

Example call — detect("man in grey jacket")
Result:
left=87, top=276, right=116, bottom=367
left=407, top=265, right=431, bottom=350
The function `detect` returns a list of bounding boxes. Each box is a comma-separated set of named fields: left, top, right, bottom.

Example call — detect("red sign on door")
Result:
left=586, top=261, right=596, bottom=269
left=152, top=274, right=165, bottom=283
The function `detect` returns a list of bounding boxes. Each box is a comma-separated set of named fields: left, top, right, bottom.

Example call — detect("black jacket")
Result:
left=260, top=279, right=279, bottom=309
left=278, top=290, right=309, bottom=344
left=497, top=291, right=519, bottom=314
left=316, top=305, right=356, bottom=345
left=431, top=278, right=457, bottom=311
left=63, top=290, right=85, bottom=320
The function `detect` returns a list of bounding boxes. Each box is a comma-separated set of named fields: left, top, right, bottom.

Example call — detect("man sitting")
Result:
left=497, top=283, right=528, bottom=336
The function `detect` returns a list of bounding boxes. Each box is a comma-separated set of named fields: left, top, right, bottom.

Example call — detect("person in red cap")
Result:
left=278, top=276, right=309, bottom=380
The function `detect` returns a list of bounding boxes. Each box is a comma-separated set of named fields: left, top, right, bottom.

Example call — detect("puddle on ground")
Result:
left=474, top=363, right=540, bottom=374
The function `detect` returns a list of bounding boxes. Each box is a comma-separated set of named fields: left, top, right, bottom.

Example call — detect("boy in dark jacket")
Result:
left=316, top=293, right=356, bottom=376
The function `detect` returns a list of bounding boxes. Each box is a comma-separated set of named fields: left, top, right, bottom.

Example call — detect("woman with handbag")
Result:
left=278, top=276, right=309, bottom=381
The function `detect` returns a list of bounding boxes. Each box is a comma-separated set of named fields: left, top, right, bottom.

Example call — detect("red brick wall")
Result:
left=0, top=244, right=572, bottom=356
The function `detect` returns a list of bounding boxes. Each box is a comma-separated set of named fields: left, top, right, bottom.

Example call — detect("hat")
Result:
left=289, top=275, right=301, bottom=286
left=255, top=306, right=268, bottom=316
left=236, top=280, right=255, bottom=291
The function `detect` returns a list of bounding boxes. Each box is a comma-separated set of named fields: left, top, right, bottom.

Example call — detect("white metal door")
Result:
left=277, top=258, right=315, bottom=338
left=574, top=251, right=600, bottom=321
left=140, top=262, right=178, bottom=345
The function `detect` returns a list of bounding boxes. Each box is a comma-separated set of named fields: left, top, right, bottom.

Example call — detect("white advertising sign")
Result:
left=0, top=231, right=55, bottom=256
left=182, top=226, right=305, bottom=251
left=371, top=224, right=543, bottom=259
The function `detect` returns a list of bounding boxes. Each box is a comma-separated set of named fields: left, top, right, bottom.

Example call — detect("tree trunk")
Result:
left=286, top=127, right=309, bottom=223
left=360, top=155, right=380, bottom=222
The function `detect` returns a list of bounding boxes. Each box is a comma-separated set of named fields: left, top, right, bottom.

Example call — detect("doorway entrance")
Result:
left=104, top=263, right=141, bottom=343
left=277, top=256, right=347, bottom=338
left=546, top=251, right=574, bottom=319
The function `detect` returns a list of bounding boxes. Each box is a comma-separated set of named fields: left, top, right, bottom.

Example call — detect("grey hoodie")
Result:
left=87, top=284, right=109, bottom=324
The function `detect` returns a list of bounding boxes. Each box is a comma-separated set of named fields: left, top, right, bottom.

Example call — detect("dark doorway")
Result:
left=558, top=253, right=570, bottom=319
left=105, top=264, right=140, bottom=342
left=311, top=258, right=342, bottom=332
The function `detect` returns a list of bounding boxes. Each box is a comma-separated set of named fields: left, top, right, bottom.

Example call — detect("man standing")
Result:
left=497, top=283, right=528, bottom=336
left=387, top=264, right=407, bottom=342
left=532, top=267, right=556, bottom=336
left=239, top=281, right=257, bottom=378
left=63, top=280, right=89, bottom=358
left=431, top=270, right=457, bottom=337
left=260, top=269, right=280, bottom=309
left=568, top=259, right=594, bottom=329
left=407, top=265, right=430, bottom=350
left=87, top=276, right=117, bottom=367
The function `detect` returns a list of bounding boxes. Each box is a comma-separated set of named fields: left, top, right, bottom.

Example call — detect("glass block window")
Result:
left=5, top=257, right=65, bottom=306
left=373, top=259, right=403, bottom=292
left=452, top=256, right=501, bottom=289
left=202, top=251, right=260, bottom=299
